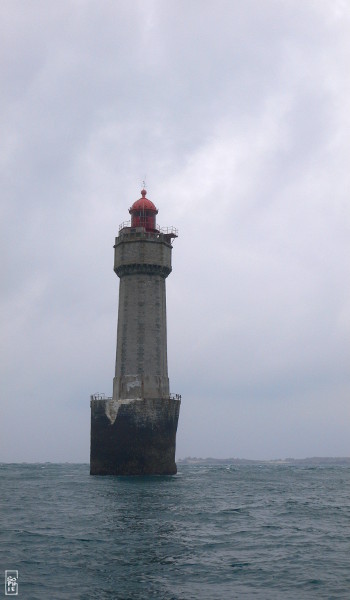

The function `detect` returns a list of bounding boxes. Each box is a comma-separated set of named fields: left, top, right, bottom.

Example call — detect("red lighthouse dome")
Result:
left=129, top=189, right=158, bottom=231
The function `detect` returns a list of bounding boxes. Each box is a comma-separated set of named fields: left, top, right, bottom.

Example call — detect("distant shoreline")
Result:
left=177, top=456, right=350, bottom=465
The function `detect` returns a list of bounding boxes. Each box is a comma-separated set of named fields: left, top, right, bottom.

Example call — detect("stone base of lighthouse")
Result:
left=90, top=397, right=181, bottom=475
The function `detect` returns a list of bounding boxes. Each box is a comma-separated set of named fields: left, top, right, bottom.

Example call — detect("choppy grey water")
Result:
left=1, top=462, right=350, bottom=599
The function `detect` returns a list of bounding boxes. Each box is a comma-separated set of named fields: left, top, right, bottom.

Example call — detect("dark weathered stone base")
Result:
left=90, top=397, right=180, bottom=476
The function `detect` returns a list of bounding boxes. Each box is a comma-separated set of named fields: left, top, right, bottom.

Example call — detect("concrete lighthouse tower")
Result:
left=90, top=189, right=181, bottom=475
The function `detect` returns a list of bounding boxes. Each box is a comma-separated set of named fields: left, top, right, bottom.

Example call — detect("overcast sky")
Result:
left=1, top=0, right=349, bottom=462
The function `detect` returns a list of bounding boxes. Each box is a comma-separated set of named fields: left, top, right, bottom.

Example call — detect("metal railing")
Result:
left=118, top=222, right=178, bottom=237
left=91, top=392, right=181, bottom=401
left=90, top=393, right=112, bottom=401
left=119, top=220, right=131, bottom=231
left=159, top=226, right=178, bottom=237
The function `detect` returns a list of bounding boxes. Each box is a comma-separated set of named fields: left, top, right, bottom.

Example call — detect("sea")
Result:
left=1, top=461, right=349, bottom=600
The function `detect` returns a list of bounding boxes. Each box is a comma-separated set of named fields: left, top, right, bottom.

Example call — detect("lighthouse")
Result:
left=90, top=189, right=181, bottom=475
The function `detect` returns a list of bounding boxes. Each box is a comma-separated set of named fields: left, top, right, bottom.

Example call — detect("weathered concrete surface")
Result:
left=114, top=231, right=172, bottom=276
left=113, top=273, right=169, bottom=400
left=113, top=232, right=172, bottom=402
left=90, top=397, right=180, bottom=475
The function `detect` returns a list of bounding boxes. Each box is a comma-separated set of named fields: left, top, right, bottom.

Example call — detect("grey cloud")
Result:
left=1, top=0, right=349, bottom=461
